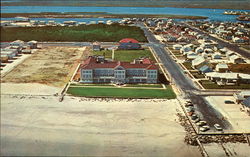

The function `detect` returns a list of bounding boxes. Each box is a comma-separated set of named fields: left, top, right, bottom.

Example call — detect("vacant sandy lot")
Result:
left=0, top=94, right=201, bottom=157
left=1, top=46, right=89, bottom=87
left=205, top=96, right=250, bottom=133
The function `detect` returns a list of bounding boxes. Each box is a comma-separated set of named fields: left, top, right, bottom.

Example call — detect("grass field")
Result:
left=67, top=85, right=176, bottom=99
left=182, top=62, right=194, bottom=70
left=92, top=49, right=155, bottom=62
left=0, top=24, right=147, bottom=42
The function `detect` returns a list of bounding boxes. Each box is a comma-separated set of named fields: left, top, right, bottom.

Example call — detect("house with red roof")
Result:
left=118, top=38, right=141, bottom=50
left=80, top=56, right=158, bottom=84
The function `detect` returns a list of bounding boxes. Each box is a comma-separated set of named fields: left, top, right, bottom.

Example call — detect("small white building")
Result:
left=215, top=63, right=229, bottom=72
left=192, top=56, right=206, bottom=68
left=28, top=40, right=38, bottom=49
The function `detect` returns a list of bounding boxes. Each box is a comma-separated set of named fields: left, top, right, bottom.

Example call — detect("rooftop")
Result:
left=81, top=56, right=158, bottom=70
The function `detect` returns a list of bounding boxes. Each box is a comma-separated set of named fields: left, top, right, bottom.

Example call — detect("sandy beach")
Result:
left=0, top=92, right=201, bottom=156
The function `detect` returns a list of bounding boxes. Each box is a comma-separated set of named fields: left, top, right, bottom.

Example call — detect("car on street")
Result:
left=214, top=124, right=223, bottom=131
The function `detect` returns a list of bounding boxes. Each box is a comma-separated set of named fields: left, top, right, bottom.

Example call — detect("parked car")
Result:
left=191, top=114, right=198, bottom=120
left=193, top=117, right=200, bottom=123
left=214, top=124, right=223, bottom=131
left=186, top=107, right=195, bottom=112
left=185, top=102, right=194, bottom=107
left=197, top=121, right=207, bottom=127
left=200, top=125, right=210, bottom=132
left=224, top=100, right=234, bottom=104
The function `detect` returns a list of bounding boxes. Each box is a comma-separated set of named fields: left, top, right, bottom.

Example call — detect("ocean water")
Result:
left=1, top=6, right=250, bottom=22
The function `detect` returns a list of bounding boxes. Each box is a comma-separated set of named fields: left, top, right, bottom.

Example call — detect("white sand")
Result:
left=205, top=96, right=250, bottom=133
left=1, top=83, right=60, bottom=95
left=1, top=95, right=201, bottom=156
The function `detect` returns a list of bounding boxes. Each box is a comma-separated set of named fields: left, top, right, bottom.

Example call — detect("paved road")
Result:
left=139, top=23, right=231, bottom=129
left=184, top=23, right=250, bottom=59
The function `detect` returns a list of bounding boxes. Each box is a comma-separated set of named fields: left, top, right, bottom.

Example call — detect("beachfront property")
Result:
left=205, top=72, right=250, bottom=86
left=80, top=56, right=158, bottom=84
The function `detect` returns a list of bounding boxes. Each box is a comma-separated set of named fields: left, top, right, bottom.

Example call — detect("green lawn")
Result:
left=70, top=83, right=113, bottom=86
left=1, top=24, right=147, bottom=42
left=200, top=80, right=250, bottom=89
left=190, top=72, right=205, bottom=79
left=125, top=84, right=163, bottom=88
left=93, top=49, right=155, bottom=62
left=67, top=86, right=176, bottom=99
left=182, top=62, right=194, bottom=70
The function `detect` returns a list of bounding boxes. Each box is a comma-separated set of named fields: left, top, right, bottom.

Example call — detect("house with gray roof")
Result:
left=192, top=56, right=206, bottom=69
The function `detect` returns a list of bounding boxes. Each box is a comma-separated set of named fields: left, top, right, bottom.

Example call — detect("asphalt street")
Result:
left=139, top=23, right=231, bottom=129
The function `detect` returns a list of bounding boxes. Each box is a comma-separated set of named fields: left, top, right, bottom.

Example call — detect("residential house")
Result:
left=80, top=56, right=158, bottom=84
left=92, top=42, right=101, bottom=51
left=241, top=97, right=250, bottom=115
left=195, top=47, right=204, bottom=54
left=118, top=38, right=141, bottom=50
left=173, top=44, right=182, bottom=50
left=10, top=40, right=24, bottom=47
left=1, top=49, right=18, bottom=59
left=229, top=55, right=245, bottom=64
left=212, top=52, right=222, bottom=59
left=198, top=65, right=213, bottom=74
left=28, top=40, right=38, bottom=49
left=192, top=56, right=206, bottom=69
left=206, top=72, right=250, bottom=85
left=234, top=91, right=250, bottom=104
left=215, top=63, right=229, bottom=72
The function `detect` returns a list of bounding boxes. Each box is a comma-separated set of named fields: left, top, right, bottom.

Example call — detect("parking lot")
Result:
left=205, top=96, right=250, bottom=133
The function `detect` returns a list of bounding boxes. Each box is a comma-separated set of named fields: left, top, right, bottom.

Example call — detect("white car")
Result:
left=214, top=124, right=223, bottom=131
left=200, top=125, right=210, bottom=132
left=197, top=121, right=207, bottom=127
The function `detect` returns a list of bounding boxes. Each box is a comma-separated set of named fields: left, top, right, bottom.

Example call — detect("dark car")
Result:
left=224, top=100, right=234, bottom=104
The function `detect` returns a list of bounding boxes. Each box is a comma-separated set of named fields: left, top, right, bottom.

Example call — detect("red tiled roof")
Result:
left=119, top=38, right=139, bottom=43
left=81, top=56, right=158, bottom=70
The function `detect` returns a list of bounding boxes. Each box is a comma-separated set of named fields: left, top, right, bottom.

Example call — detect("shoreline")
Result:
left=1, top=3, right=250, bottom=10
left=1, top=13, right=208, bottom=20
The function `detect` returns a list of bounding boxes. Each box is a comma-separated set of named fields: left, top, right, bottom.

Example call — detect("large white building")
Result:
left=80, top=56, right=159, bottom=84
